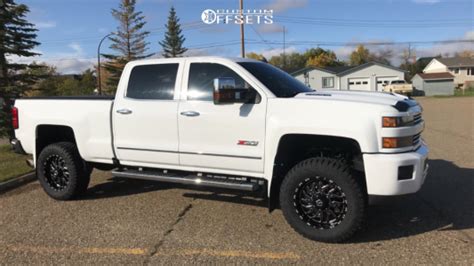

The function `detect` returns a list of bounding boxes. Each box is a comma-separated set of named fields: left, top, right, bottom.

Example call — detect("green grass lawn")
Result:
left=454, top=88, right=474, bottom=97
left=0, top=144, right=33, bottom=183
left=430, top=88, right=474, bottom=98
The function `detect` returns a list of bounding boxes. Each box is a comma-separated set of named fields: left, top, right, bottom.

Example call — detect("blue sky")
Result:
left=13, top=0, right=474, bottom=73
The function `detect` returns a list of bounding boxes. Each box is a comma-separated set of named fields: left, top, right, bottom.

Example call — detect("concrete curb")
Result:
left=0, top=171, right=36, bottom=194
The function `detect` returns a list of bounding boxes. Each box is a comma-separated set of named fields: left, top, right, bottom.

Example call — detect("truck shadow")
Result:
left=349, top=159, right=474, bottom=243
left=82, top=159, right=473, bottom=243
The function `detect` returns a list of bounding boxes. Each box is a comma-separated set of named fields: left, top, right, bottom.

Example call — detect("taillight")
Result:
left=12, top=107, right=19, bottom=129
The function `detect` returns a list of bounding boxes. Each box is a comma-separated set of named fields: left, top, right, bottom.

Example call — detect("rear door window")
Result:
left=127, top=64, right=179, bottom=100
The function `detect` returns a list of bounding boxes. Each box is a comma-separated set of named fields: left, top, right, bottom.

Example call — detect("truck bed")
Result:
left=14, top=97, right=115, bottom=164
left=20, top=95, right=115, bottom=100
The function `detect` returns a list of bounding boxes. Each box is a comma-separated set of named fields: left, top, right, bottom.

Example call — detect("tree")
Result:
left=349, top=45, right=371, bottom=66
left=246, top=52, right=267, bottom=62
left=0, top=0, right=40, bottom=137
left=371, top=47, right=393, bottom=66
left=102, top=0, right=151, bottom=92
left=305, top=48, right=343, bottom=68
left=160, top=6, right=187, bottom=58
left=455, top=50, right=474, bottom=58
left=269, top=52, right=306, bottom=73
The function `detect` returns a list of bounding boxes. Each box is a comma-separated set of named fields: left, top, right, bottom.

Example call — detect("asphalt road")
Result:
left=1, top=97, right=473, bottom=264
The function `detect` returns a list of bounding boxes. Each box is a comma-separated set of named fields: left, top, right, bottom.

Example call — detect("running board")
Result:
left=111, top=169, right=260, bottom=192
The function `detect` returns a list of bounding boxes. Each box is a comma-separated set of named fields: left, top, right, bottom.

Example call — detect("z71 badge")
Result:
left=237, top=140, right=259, bottom=146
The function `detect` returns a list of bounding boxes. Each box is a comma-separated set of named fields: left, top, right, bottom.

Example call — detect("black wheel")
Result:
left=37, top=142, right=90, bottom=200
left=280, top=157, right=367, bottom=243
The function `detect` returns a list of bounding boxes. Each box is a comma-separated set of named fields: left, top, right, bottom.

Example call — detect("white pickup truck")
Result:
left=11, top=57, right=428, bottom=242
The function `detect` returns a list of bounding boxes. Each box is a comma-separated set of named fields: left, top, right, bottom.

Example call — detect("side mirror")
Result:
left=213, top=77, right=252, bottom=104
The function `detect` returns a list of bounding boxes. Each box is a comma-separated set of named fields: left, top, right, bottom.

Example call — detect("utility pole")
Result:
left=240, top=0, right=245, bottom=58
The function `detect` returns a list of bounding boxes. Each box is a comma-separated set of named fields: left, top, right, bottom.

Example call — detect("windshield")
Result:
left=391, top=80, right=406, bottom=84
left=238, top=62, right=312, bottom=97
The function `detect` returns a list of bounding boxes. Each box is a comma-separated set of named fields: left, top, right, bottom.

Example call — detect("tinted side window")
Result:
left=187, top=63, right=252, bottom=101
left=127, top=64, right=178, bottom=100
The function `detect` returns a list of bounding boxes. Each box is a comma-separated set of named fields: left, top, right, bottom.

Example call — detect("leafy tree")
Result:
left=349, top=45, right=371, bottom=66
left=455, top=50, right=474, bottom=58
left=160, top=6, right=187, bottom=58
left=27, top=65, right=96, bottom=97
left=305, top=48, right=343, bottom=68
left=0, top=0, right=40, bottom=137
left=269, top=52, right=306, bottom=73
left=102, top=0, right=151, bottom=93
left=246, top=52, right=267, bottom=62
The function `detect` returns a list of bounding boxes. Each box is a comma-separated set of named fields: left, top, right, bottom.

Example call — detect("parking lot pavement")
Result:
left=1, top=97, right=473, bottom=264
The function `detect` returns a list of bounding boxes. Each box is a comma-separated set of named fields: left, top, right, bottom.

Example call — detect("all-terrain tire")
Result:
left=37, top=142, right=90, bottom=200
left=280, top=157, right=367, bottom=243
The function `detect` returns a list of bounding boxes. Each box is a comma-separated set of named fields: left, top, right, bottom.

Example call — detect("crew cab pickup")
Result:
left=383, top=80, right=414, bottom=95
left=11, top=57, right=429, bottom=242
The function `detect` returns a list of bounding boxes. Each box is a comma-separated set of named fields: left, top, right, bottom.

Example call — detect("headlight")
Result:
left=382, top=116, right=414, bottom=127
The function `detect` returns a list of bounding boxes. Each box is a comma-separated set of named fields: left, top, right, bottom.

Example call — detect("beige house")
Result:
left=423, top=57, right=474, bottom=89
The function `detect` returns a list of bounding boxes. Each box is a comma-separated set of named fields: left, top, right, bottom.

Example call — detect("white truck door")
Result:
left=112, top=62, right=183, bottom=167
left=178, top=62, right=266, bottom=174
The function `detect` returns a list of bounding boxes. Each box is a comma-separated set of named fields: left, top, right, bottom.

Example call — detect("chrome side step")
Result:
left=111, top=170, right=260, bottom=192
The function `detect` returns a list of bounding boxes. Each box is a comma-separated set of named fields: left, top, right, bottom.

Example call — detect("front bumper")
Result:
left=363, top=143, right=429, bottom=195
left=10, top=138, right=27, bottom=155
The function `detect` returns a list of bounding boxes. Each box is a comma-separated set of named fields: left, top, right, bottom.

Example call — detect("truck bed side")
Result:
left=14, top=98, right=115, bottom=166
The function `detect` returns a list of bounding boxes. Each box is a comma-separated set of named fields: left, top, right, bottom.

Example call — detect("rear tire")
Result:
left=37, top=142, right=90, bottom=200
left=279, top=157, right=367, bottom=243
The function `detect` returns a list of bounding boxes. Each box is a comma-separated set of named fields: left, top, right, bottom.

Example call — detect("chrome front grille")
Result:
left=413, top=113, right=422, bottom=125
left=413, top=133, right=421, bottom=146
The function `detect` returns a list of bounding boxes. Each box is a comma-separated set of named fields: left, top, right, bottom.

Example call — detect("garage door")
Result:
left=376, top=76, right=399, bottom=91
left=348, top=78, right=370, bottom=91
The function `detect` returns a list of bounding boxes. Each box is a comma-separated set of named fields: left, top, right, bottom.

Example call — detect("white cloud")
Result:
left=7, top=43, right=94, bottom=74
left=68, top=42, right=84, bottom=54
left=412, top=0, right=441, bottom=4
left=33, top=21, right=57, bottom=29
left=53, top=59, right=95, bottom=74
left=184, top=48, right=210, bottom=57
left=259, top=46, right=298, bottom=58
left=264, top=0, right=308, bottom=13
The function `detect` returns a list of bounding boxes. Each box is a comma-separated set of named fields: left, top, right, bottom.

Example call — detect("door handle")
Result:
left=116, top=108, right=132, bottom=115
left=180, top=111, right=200, bottom=117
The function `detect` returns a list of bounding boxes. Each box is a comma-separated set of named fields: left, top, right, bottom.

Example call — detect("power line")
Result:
left=277, top=15, right=472, bottom=23
left=274, top=16, right=473, bottom=28
left=249, top=25, right=274, bottom=50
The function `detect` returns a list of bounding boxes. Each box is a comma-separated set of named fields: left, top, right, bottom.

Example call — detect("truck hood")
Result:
left=294, top=90, right=409, bottom=107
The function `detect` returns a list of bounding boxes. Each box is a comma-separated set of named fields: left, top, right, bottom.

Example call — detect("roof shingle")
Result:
left=416, top=72, right=454, bottom=80
left=436, top=57, right=474, bottom=67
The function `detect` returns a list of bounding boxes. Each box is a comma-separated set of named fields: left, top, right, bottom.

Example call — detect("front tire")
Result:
left=280, top=157, right=367, bottom=242
left=37, top=142, right=90, bottom=200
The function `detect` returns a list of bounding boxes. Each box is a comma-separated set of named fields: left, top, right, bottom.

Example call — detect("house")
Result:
left=292, top=62, right=406, bottom=91
left=423, top=57, right=474, bottom=88
left=411, top=72, right=455, bottom=96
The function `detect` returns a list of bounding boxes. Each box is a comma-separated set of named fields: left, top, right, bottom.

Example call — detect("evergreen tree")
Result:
left=0, top=0, right=40, bottom=137
left=160, top=7, right=187, bottom=58
left=102, top=0, right=150, bottom=93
